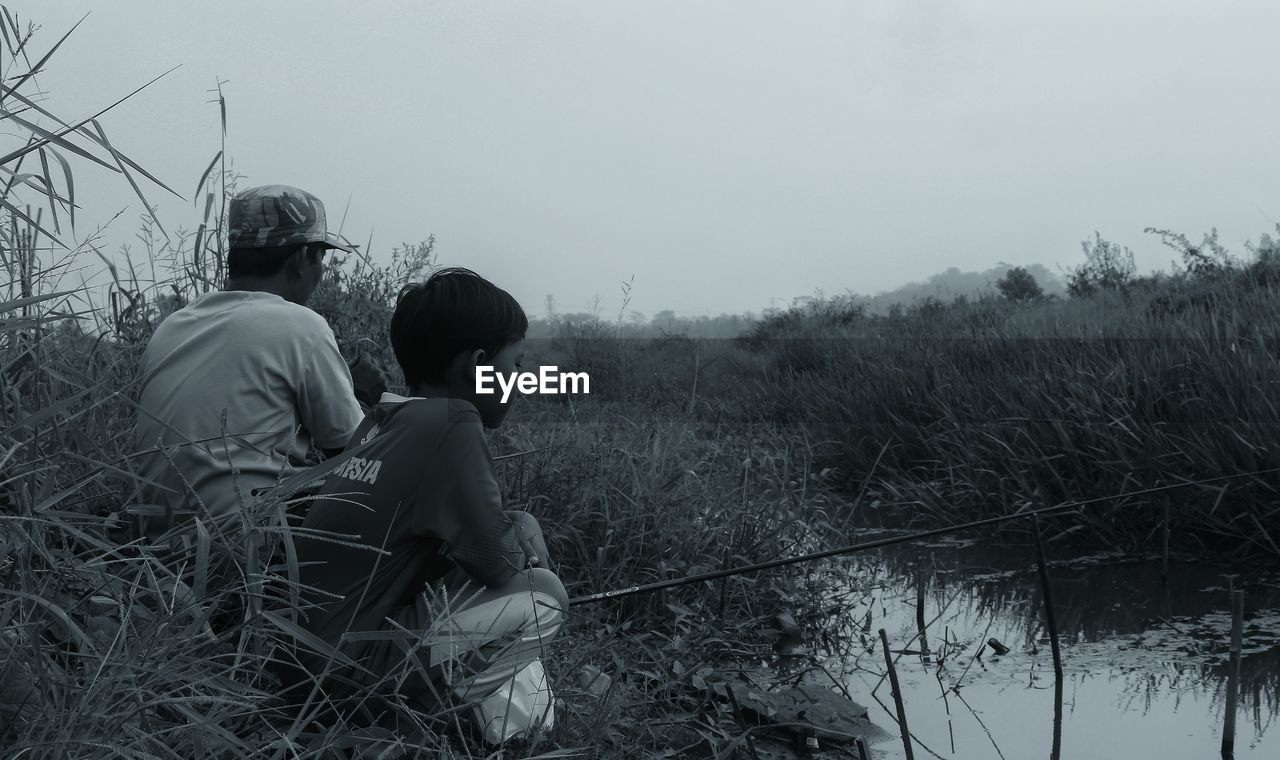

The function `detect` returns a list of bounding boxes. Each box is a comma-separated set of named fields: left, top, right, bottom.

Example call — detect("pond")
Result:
left=824, top=533, right=1280, bottom=759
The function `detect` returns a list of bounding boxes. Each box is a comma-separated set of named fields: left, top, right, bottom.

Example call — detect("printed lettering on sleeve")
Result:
left=335, top=455, right=382, bottom=484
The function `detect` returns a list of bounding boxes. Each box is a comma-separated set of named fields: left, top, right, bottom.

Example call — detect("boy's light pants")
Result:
left=426, top=570, right=565, bottom=744
left=473, top=659, right=555, bottom=745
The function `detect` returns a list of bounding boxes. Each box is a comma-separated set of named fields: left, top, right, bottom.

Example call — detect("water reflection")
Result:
left=822, top=533, right=1280, bottom=759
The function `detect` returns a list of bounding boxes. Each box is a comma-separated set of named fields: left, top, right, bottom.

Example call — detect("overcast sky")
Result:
left=24, top=1, right=1280, bottom=318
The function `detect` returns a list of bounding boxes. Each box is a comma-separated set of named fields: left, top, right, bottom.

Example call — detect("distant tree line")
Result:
left=526, top=309, right=757, bottom=339
left=528, top=225, right=1280, bottom=340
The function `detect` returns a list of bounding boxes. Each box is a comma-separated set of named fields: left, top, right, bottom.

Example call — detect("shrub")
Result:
left=1145, top=226, right=1241, bottom=282
left=1067, top=232, right=1136, bottom=297
left=308, top=237, right=438, bottom=391
left=996, top=266, right=1044, bottom=302
left=1243, top=227, right=1280, bottom=288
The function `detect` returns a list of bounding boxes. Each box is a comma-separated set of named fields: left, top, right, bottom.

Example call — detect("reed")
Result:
left=1033, top=515, right=1064, bottom=760
left=879, top=627, right=914, bottom=760
left=1222, top=588, right=1245, bottom=757
left=915, top=573, right=929, bottom=663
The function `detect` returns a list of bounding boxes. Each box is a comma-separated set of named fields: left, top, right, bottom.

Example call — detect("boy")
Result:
left=288, top=268, right=568, bottom=744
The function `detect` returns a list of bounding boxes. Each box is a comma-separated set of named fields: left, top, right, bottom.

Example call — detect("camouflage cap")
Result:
left=227, top=185, right=357, bottom=253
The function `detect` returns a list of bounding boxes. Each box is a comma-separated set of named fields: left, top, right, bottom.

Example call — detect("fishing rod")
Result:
left=569, top=466, right=1280, bottom=606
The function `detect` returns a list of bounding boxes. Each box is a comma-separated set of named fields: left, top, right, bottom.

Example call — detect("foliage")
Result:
left=309, top=237, right=438, bottom=391
left=1145, top=225, right=1241, bottom=281
left=526, top=309, right=756, bottom=340
left=1067, top=231, right=1136, bottom=297
left=996, top=265, right=1044, bottom=302
left=846, top=262, right=1066, bottom=316
left=732, top=239, right=1280, bottom=558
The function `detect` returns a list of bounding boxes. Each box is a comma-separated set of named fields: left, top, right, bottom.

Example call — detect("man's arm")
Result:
left=296, top=323, right=365, bottom=452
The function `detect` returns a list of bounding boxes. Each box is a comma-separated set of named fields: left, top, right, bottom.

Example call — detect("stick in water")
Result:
left=1222, top=587, right=1244, bottom=758
left=1033, top=515, right=1064, bottom=760
left=1161, top=503, right=1171, bottom=585
left=879, top=628, right=915, bottom=760
left=856, top=736, right=871, bottom=760
left=916, top=573, right=930, bottom=664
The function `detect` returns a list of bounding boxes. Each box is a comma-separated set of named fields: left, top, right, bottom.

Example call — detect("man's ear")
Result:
left=286, top=246, right=308, bottom=279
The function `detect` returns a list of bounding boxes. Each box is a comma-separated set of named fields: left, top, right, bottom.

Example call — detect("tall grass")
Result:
left=4, top=6, right=1280, bottom=758
left=0, top=11, right=824, bottom=757
left=735, top=252, right=1280, bottom=557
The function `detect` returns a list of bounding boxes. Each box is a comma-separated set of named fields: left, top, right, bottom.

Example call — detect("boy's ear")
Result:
left=455, top=348, right=487, bottom=380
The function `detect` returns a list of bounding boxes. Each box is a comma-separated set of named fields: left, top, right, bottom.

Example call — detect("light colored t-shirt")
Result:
left=132, top=290, right=364, bottom=528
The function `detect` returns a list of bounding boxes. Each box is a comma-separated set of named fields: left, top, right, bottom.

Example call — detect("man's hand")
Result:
left=346, top=349, right=389, bottom=409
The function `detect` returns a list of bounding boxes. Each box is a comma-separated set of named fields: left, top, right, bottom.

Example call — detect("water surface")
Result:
left=825, top=534, right=1280, bottom=759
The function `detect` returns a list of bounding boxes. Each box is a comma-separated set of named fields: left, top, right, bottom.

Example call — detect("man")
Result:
left=132, top=184, right=382, bottom=542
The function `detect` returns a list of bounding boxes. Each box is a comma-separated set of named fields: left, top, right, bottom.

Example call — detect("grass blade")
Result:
left=37, top=148, right=59, bottom=234
left=0, top=64, right=179, bottom=168
left=2, top=12, right=87, bottom=97
left=46, top=145, right=75, bottom=228
left=0, top=288, right=78, bottom=315
left=193, top=150, right=221, bottom=204
left=85, top=117, right=183, bottom=201
left=260, top=610, right=375, bottom=677
left=0, top=588, right=98, bottom=658
left=0, top=107, right=117, bottom=173
left=0, top=193, right=63, bottom=247
left=9, top=379, right=110, bottom=432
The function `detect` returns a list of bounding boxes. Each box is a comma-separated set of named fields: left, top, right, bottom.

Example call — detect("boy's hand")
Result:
left=511, top=517, right=541, bottom=569
left=517, top=531, right=540, bottom=568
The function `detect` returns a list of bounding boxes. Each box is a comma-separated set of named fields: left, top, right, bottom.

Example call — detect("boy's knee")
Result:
left=484, top=566, right=567, bottom=612
left=504, top=509, right=541, bottom=533
left=526, top=567, right=569, bottom=615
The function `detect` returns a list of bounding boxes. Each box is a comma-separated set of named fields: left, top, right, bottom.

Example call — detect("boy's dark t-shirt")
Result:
left=294, top=395, right=525, bottom=658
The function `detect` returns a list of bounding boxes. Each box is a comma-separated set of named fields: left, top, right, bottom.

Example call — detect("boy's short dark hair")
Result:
left=391, top=267, right=528, bottom=387
left=227, top=242, right=326, bottom=280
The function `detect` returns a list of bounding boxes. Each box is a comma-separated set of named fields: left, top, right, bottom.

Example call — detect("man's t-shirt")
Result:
left=294, top=394, right=525, bottom=649
left=133, top=290, right=363, bottom=528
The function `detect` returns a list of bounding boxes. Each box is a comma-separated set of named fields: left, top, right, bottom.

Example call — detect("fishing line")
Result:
left=569, top=466, right=1280, bottom=606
